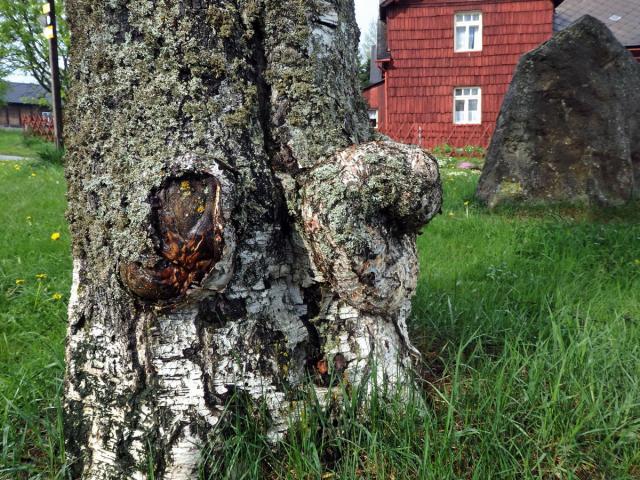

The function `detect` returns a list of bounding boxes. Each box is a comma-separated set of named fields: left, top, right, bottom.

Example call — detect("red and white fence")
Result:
left=380, top=123, right=493, bottom=154
left=21, top=114, right=54, bottom=143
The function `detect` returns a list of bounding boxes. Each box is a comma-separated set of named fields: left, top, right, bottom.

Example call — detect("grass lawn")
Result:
left=0, top=130, right=43, bottom=158
left=0, top=160, right=639, bottom=479
left=0, top=160, right=69, bottom=479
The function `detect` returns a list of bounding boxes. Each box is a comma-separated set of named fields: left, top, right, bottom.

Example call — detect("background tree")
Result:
left=64, top=1, right=441, bottom=478
left=0, top=75, right=7, bottom=106
left=358, top=18, right=378, bottom=88
left=358, top=54, right=371, bottom=89
left=0, top=0, right=69, bottom=96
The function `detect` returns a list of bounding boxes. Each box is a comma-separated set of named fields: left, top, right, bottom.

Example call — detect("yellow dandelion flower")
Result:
left=464, top=201, right=470, bottom=206
left=180, top=180, right=191, bottom=191
left=448, top=212, right=455, bottom=217
left=52, top=293, right=63, bottom=301
left=15, top=279, right=25, bottom=285
left=31, top=172, right=37, bottom=177
left=196, top=205, right=205, bottom=214
left=35, top=273, right=48, bottom=280
left=50, top=232, right=61, bottom=241
left=14, top=164, right=21, bottom=171
left=26, top=216, right=32, bottom=221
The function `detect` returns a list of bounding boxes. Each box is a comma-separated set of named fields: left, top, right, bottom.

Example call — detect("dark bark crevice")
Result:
left=249, top=9, right=277, bottom=171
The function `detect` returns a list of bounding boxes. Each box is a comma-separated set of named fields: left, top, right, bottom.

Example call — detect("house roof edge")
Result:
left=381, top=0, right=563, bottom=13
left=362, top=79, right=385, bottom=93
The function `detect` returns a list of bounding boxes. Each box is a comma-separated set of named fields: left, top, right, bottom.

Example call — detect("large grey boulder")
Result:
left=477, top=15, right=640, bottom=207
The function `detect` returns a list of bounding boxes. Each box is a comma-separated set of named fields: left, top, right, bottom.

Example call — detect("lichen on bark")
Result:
left=64, top=1, right=442, bottom=478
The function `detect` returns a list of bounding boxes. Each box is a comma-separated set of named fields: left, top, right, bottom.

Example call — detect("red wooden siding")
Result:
left=362, top=81, right=387, bottom=130
left=373, top=0, right=555, bottom=148
left=0, top=104, right=47, bottom=128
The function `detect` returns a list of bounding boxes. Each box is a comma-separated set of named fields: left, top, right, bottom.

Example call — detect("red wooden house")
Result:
left=0, top=82, right=51, bottom=128
left=363, top=0, right=640, bottom=149
left=363, top=0, right=559, bottom=148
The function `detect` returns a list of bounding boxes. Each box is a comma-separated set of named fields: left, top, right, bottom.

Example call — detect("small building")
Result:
left=364, top=0, right=639, bottom=149
left=0, top=82, right=50, bottom=128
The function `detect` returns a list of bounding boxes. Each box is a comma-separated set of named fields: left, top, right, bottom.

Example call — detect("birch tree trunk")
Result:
left=63, top=1, right=442, bottom=478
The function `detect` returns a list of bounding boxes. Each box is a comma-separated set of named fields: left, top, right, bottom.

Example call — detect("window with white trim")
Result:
left=454, top=12, right=482, bottom=52
left=368, top=109, right=379, bottom=129
left=453, top=87, right=481, bottom=124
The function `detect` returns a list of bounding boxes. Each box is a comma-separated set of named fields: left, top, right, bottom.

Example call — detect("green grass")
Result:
left=0, top=130, right=64, bottom=165
left=0, top=161, right=69, bottom=479
left=1, top=162, right=639, bottom=479
left=0, top=130, right=43, bottom=158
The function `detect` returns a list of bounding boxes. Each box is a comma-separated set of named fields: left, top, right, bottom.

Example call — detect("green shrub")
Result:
left=22, top=132, right=42, bottom=148
left=21, top=132, right=64, bottom=164
left=35, top=143, right=65, bottom=165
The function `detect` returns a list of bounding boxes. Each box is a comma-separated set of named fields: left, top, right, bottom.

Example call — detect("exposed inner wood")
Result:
left=120, top=175, right=224, bottom=301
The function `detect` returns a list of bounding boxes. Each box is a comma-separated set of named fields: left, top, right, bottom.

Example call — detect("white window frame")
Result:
left=453, top=87, right=482, bottom=125
left=454, top=11, right=482, bottom=52
left=368, top=109, right=379, bottom=129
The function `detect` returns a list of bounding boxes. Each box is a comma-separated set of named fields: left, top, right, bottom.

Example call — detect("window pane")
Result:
left=464, top=88, right=471, bottom=95
left=455, top=27, right=466, bottom=50
left=472, top=14, right=480, bottom=21
left=464, top=14, right=471, bottom=21
left=469, top=26, right=478, bottom=49
left=469, top=99, right=479, bottom=122
left=455, top=88, right=462, bottom=96
left=455, top=100, right=465, bottom=123
left=472, top=88, right=479, bottom=95
left=368, top=110, right=378, bottom=129
left=456, top=14, right=463, bottom=22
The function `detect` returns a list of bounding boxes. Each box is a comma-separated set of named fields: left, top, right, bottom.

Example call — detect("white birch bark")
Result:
left=64, top=1, right=442, bottom=478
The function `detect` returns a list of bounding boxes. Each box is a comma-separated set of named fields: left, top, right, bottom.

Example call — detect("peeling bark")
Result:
left=64, top=1, right=442, bottom=478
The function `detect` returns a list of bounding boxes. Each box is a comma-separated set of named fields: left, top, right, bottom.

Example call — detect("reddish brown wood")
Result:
left=362, top=81, right=387, bottom=131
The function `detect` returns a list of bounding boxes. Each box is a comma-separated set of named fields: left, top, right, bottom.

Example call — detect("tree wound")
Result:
left=121, top=174, right=224, bottom=301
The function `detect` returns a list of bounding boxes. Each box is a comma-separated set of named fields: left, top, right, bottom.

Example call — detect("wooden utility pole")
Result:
left=42, top=0, right=63, bottom=149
